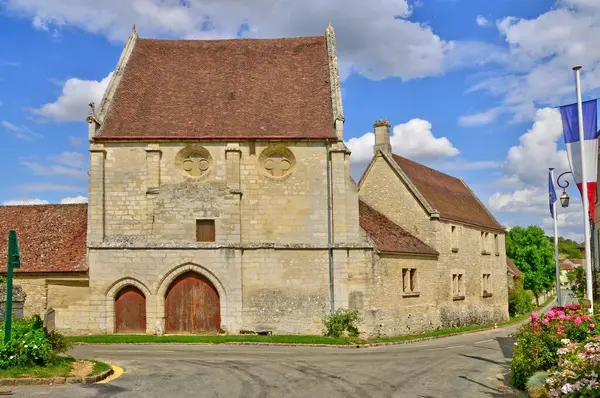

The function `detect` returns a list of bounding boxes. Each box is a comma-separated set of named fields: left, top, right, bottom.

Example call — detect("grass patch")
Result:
left=67, top=296, right=557, bottom=346
left=89, top=360, right=112, bottom=376
left=0, top=356, right=75, bottom=379
left=67, top=334, right=351, bottom=345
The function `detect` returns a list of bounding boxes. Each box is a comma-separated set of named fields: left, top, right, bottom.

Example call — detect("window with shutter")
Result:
left=196, top=220, right=215, bottom=242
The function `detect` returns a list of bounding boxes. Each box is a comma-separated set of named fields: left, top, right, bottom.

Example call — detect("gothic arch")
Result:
left=105, top=277, right=152, bottom=334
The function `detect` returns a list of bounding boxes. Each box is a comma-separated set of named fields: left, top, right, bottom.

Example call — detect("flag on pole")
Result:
left=559, top=99, right=599, bottom=220
left=549, top=171, right=557, bottom=218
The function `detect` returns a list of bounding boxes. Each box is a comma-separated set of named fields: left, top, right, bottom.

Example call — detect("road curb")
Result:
left=0, top=366, right=114, bottom=387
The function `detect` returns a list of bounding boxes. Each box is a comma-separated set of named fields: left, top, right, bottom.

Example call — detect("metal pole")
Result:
left=325, top=142, right=334, bottom=316
left=573, top=65, right=595, bottom=313
left=550, top=168, right=562, bottom=306
left=4, top=232, right=14, bottom=343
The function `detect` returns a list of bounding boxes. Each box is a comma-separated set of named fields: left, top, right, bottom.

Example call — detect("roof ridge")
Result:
left=136, top=35, right=325, bottom=43
left=0, top=203, right=87, bottom=208
left=391, top=153, right=459, bottom=181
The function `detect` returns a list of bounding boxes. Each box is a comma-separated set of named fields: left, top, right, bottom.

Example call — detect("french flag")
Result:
left=559, top=99, right=599, bottom=220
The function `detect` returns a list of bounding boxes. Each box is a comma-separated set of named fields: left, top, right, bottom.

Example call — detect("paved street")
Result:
left=11, top=326, right=524, bottom=398
left=13, top=294, right=576, bottom=398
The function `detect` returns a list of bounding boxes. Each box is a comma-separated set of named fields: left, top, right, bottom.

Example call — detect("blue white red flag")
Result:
left=549, top=171, right=557, bottom=218
left=559, top=99, right=598, bottom=220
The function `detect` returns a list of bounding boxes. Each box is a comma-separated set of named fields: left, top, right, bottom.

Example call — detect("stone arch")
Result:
left=105, top=277, right=152, bottom=334
left=153, top=263, right=228, bottom=335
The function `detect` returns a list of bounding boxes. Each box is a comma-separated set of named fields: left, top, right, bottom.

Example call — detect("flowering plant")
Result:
left=545, top=336, right=600, bottom=397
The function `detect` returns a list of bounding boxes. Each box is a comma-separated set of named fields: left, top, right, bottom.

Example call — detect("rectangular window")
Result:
left=451, top=226, right=458, bottom=252
left=196, top=220, right=215, bottom=242
left=482, top=273, right=492, bottom=297
left=494, top=234, right=499, bottom=255
left=402, top=268, right=418, bottom=295
left=452, top=273, right=465, bottom=299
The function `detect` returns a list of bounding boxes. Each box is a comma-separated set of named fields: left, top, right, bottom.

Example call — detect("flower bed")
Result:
left=510, top=304, right=600, bottom=396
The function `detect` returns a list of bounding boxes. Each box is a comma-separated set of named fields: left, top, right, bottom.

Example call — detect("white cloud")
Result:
left=21, top=151, right=87, bottom=179
left=489, top=187, right=549, bottom=215
left=347, top=118, right=459, bottom=165
left=466, top=3, right=600, bottom=123
left=60, top=195, right=88, bottom=204
left=504, top=108, right=569, bottom=187
left=433, top=159, right=502, bottom=172
left=2, top=198, right=50, bottom=206
left=33, top=72, right=112, bottom=122
left=32, top=15, right=49, bottom=31
left=68, top=136, right=83, bottom=147
left=459, top=107, right=503, bottom=126
left=476, top=15, right=490, bottom=27
left=4, top=0, right=500, bottom=82
left=2, top=120, right=41, bottom=140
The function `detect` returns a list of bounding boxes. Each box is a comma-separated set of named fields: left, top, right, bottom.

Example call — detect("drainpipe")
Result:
left=326, top=141, right=335, bottom=316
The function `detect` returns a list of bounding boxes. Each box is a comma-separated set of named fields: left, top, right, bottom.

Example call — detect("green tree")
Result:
left=506, top=226, right=555, bottom=305
left=557, top=237, right=584, bottom=259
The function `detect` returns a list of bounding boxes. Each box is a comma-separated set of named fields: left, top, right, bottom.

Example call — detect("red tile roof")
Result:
left=506, top=258, right=522, bottom=277
left=391, top=154, right=504, bottom=231
left=359, top=200, right=438, bottom=256
left=96, top=36, right=335, bottom=141
left=560, top=263, right=574, bottom=271
left=0, top=204, right=88, bottom=273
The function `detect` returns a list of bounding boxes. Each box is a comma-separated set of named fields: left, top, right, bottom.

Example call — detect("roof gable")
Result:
left=391, top=154, right=504, bottom=231
left=359, top=200, right=437, bottom=256
left=0, top=204, right=88, bottom=273
left=96, top=36, right=335, bottom=141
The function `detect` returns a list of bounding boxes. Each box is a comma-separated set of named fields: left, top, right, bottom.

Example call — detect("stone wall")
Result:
left=0, top=284, right=26, bottom=322
left=358, top=154, right=509, bottom=331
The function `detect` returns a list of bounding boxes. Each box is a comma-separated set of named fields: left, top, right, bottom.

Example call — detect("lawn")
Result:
left=0, top=357, right=75, bottom=379
left=67, top=295, right=556, bottom=346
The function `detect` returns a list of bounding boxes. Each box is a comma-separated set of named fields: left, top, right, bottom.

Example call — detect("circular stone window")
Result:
left=175, top=146, right=213, bottom=178
left=259, top=145, right=296, bottom=179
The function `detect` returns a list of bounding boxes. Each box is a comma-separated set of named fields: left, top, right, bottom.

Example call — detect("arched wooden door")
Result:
left=165, top=272, right=220, bottom=334
left=115, top=286, right=146, bottom=334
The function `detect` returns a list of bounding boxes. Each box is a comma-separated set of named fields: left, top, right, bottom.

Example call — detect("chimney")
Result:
left=373, top=119, right=391, bottom=155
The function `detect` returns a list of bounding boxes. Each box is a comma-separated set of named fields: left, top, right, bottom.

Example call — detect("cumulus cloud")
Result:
left=2, top=120, right=41, bottom=141
left=466, top=2, right=600, bottom=124
left=4, top=0, right=501, bottom=82
left=2, top=198, right=50, bottom=206
left=60, top=195, right=88, bottom=204
left=476, top=15, right=490, bottom=27
left=32, top=72, right=112, bottom=122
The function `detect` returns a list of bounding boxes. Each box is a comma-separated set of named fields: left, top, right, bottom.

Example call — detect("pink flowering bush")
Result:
left=511, top=305, right=600, bottom=390
left=545, top=336, right=600, bottom=397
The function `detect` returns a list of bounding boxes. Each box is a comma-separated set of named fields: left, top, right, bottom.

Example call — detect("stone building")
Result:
left=0, top=25, right=509, bottom=336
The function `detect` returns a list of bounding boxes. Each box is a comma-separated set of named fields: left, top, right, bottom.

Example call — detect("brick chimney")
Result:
left=373, top=119, right=391, bottom=155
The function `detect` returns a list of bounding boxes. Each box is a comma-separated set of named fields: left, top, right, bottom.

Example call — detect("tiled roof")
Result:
left=359, top=200, right=438, bottom=256
left=506, top=258, right=522, bottom=277
left=391, top=154, right=504, bottom=231
left=560, top=263, right=575, bottom=271
left=97, top=36, right=335, bottom=140
left=0, top=204, right=88, bottom=273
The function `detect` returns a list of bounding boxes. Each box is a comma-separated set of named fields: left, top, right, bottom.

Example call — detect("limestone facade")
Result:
left=1, top=25, right=510, bottom=337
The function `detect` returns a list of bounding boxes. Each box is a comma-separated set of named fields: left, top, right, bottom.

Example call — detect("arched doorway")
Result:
left=164, top=271, right=220, bottom=334
left=115, top=286, right=146, bottom=333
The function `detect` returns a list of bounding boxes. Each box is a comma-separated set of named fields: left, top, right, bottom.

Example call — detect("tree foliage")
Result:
left=557, top=237, right=584, bottom=259
left=506, top=226, right=555, bottom=301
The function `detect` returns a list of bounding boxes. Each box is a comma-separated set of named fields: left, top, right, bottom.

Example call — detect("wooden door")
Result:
left=165, top=272, right=220, bottom=334
left=115, top=286, right=146, bottom=333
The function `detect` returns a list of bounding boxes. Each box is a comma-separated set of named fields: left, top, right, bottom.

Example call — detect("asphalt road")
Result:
left=12, top=294, right=575, bottom=398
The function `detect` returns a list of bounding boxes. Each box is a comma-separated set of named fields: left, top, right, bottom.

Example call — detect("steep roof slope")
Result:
left=506, top=258, right=522, bottom=277
left=0, top=204, right=88, bottom=273
left=359, top=200, right=438, bottom=255
left=96, top=36, right=335, bottom=140
left=391, top=154, right=504, bottom=231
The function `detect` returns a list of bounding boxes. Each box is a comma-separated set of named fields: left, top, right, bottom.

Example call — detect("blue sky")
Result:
left=1, top=0, right=598, bottom=241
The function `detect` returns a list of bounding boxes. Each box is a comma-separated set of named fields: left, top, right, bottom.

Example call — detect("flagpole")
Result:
left=573, top=65, right=595, bottom=313
left=550, top=168, right=562, bottom=306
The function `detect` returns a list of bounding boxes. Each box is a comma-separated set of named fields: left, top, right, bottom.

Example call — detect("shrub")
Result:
left=545, top=336, right=600, bottom=397
left=510, top=305, right=600, bottom=390
left=526, top=371, right=550, bottom=398
left=0, top=315, right=69, bottom=369
left=509, top=279, right=534, bottom=317
left=323, top=308, right=360, bottom=338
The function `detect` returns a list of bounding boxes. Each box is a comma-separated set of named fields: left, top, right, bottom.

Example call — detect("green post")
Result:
left=5, top=231, right=20, bottom=343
